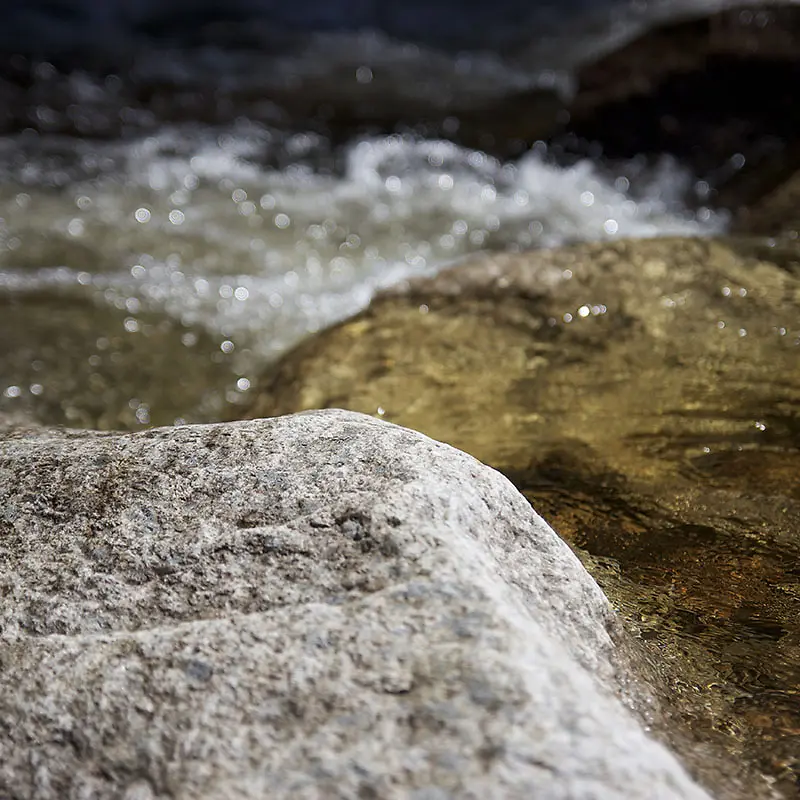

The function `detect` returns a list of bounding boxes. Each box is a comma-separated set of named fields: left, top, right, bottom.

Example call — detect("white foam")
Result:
left=0, top=126, right=726, bottom=366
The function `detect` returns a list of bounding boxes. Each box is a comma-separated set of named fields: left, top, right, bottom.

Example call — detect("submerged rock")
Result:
left=246, top=237, right=800, bottom=796
left=1, top=411, right=712, bottom=799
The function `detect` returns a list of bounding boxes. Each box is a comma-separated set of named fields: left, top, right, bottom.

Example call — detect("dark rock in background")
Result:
left=564, top=4, right=800, bottom=234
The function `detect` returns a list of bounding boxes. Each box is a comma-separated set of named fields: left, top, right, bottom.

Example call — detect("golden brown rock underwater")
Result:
left=245, top=236, right=800, bottom=797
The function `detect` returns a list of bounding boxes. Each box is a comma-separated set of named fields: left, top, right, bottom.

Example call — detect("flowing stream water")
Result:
left=0, top=119, right=725, bottom=426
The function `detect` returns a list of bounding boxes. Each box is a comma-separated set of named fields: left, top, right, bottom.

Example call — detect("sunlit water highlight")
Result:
left=0, top=123, right=726, bottom=425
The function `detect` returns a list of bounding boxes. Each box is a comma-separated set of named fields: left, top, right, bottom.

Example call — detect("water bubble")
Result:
left=67, top=217, right=86, bottom=237
left=355, top=66, right=373, bottom=84
left=442, top=117, right=459, bottom=135
left=134, top=208, right=151, bottom=223
left=168, top=209, right=185, bottom=225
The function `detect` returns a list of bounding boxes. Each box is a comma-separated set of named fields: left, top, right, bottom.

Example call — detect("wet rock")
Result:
left=571, top=4, right=800, bottom=117
left=565, top=4, right=800, bottom=217
left=0, top=410, right=712, bottom=799
left=732, top=164, right=800, bottom=237
left=247, top=237, right=800, bottom=797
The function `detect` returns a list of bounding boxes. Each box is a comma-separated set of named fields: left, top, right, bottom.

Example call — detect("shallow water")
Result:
left=0, top=123, right=723, bottom=426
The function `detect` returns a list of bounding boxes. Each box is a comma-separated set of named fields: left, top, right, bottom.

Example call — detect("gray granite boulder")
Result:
left=0, top=410, right=709, bottom=799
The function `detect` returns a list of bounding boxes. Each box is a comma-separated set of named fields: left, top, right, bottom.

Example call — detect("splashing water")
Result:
left=0, top=124, right=725, bottom=357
